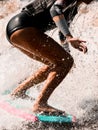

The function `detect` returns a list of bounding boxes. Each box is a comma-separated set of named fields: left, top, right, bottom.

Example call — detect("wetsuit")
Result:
left=6, top=0, right=77, bottom=42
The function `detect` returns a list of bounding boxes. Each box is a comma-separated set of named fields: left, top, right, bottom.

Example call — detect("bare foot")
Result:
left=32, top=103, right=77, bottom=122
left=11, top=90, right=34, bottom=100
left=11, top=89, right=26, bottom=97
left=32, top=103, right=65, bottom=115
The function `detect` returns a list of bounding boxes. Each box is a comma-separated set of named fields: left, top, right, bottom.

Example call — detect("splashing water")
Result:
left=0, top=0, right=98, bottom=129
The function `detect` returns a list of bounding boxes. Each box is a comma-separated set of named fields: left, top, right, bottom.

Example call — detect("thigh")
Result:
left=6, top=10, right=53, bottom=41
left=10, top=27, right=72, bottom=65
left=14, top=45, right=50, bottom=65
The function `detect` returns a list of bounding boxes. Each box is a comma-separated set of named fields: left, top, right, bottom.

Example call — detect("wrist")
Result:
left=66, top=35, right=73, bottom=42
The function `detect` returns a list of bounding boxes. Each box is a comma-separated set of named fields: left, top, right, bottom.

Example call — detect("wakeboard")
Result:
left=0, top=100, right=76, bottom=123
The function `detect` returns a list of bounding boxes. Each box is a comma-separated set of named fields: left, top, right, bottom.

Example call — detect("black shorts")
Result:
left=6, top=10, right=54, bottom=41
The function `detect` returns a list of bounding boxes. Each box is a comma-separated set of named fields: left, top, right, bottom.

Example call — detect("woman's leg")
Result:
left=10, top=27, right=74, bottom=112
left=11, top=47, right=53, bottom=97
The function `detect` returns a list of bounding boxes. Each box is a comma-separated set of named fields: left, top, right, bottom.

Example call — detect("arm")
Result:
left=50, top=0, right=72, bottom=38
left=50, top=0, right=87, bottom=53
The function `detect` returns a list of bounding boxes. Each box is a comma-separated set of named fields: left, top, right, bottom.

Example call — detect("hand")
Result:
left=66, top=37, right=87, bottom=53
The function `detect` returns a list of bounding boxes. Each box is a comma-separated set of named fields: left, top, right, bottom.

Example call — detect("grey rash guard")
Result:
left=50, top=0, right=71, bottom=37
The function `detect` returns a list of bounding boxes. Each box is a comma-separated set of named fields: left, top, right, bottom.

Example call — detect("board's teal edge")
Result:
left=36, top=114, right=72, bottom=123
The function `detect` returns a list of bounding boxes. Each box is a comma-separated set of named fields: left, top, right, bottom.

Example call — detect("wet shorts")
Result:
left=6, top=10, right=54, bottom=41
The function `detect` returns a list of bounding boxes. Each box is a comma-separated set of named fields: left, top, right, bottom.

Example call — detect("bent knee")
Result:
left=67, top=55, right=74, bottom=68
left=57, top=56, right=74, bottom=75
left=60, top=54, right=74, bottom=69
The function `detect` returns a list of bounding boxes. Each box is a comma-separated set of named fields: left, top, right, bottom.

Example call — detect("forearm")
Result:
left=53, top=14, right=72, bottom=37
left=50, top=0, right=72, bottom=38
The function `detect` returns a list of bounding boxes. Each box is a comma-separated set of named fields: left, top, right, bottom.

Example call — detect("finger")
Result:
left=79, top=40, right=86, bottom=43
left=78, top=48, right=83, bottom=52
left=83, top=47, right=88, bottom=53
left=79, top=44, right=87, bottom=53
left=80, top=42, right=86, bottom=48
